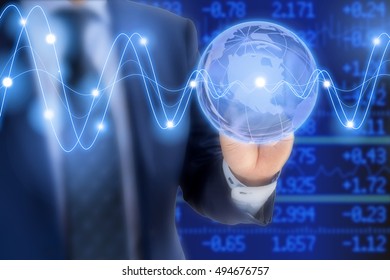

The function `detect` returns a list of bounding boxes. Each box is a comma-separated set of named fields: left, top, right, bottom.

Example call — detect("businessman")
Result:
left=0, top=0, right=293, bottom=259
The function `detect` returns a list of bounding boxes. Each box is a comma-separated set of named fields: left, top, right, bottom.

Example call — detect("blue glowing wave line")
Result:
left=0, top=5, right=389, bottom=151
left=0, top=5, right=197, bottom=151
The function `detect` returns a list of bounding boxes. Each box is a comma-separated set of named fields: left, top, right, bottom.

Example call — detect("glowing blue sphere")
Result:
left=197, top=21, right=318, bottom=144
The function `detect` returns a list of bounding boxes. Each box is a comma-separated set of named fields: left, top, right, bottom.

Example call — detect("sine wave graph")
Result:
left=0, top=4, right=389, bottom=151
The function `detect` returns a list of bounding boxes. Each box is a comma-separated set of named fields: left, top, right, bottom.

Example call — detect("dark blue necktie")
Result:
left=55, top=8, right=128, bottom=260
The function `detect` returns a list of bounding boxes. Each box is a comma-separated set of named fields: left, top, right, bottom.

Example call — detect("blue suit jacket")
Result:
left=0, top=0, right=275, bottom=259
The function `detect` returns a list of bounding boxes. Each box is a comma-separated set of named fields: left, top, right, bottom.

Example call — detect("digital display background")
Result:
left=137, top=0, right=390, bottom=260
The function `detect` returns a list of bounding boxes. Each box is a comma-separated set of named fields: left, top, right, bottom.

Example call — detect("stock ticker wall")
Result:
left=136, top=0, right=390, bottom=260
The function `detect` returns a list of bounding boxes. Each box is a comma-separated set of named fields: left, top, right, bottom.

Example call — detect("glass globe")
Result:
left=197, top=21, right=318, bottom=144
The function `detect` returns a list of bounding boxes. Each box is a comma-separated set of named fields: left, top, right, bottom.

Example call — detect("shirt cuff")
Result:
left=223, top=160, right=278, bottom=215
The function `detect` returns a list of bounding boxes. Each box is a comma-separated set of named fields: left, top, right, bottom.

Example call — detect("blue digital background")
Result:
left=137, top=0, right=390, bottom=260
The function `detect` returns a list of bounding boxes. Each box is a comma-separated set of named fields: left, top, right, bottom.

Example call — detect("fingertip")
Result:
left=283, top=133, right=295, bottom=141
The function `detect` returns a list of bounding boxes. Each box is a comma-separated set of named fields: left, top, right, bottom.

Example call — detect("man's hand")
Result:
left=220, top=134, right=294, bottom=186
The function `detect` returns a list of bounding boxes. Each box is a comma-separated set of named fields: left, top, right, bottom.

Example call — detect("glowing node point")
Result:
left=190, top=80, right=197, bottom=88
left=46, top=33, right=56, bottom=44
left=166, top=121, right=174, bottom=129
left=98, top=123, right=105, bottom=131
left=92, top=89, right=100, bottom=97
left=254, top=77, right=266, bottom=88
left=323, top=80, right=331, bottom=88
left=20, top=18, right=27, bottom=26
left=346, top=121, right=354, bottom=128
left=44, top=109, right=54, bottom=120
left=373, top=38, right=381, bottom=45
left=2, top=77, right=13, bottom=88
left=140, top=37, right=148, bottom=45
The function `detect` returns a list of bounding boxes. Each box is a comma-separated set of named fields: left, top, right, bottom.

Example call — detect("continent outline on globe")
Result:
left=196, top=21, right=319, bottom=144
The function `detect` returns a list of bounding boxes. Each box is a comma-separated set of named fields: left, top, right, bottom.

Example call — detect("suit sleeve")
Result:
left=179, top=19, right=276, bottom=225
